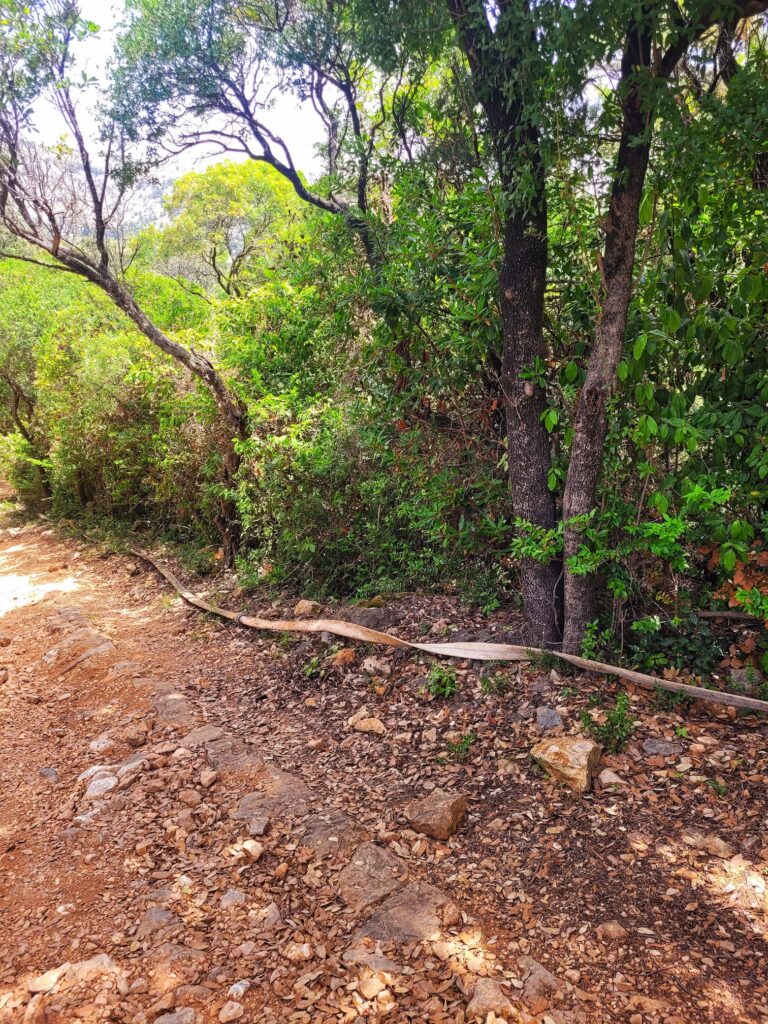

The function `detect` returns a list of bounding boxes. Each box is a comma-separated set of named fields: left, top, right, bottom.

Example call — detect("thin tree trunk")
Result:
left=104, top=275, right=249, bottom=565
left=561, top=22, right=652, bottom=653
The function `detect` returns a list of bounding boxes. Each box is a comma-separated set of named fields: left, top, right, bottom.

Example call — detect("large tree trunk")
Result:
left=447, top=0, right=561, bottom=644
left=501, top=207, right=562, bottom=645
left=561, top=22, right=652, bottom=653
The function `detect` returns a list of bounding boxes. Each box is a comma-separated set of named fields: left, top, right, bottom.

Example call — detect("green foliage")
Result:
left=627, top=614, right=726, bottom=679
left=427, top=663, right=459, bottom=699
left=580, top=692, right=636, bottom=753
left=480, top=672, right=511, bottom=697
left=444, top=730, right=477, bottom=762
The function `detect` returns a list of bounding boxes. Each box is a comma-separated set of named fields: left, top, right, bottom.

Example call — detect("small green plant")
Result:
left=581, top=619, right=616, bottom=661
left=480, top=673, right=510, bottom=696
left=445, top=731, right=477, bottom=762
left=586, top=692, right=603, bottom=708
left=674, top=725, right=691, bottom=739
left=302, top=655, right=325, bottom=681
left=706, top=778, right=728, bottom=798
left=580, top=691, right=636, bottom=752
left=427, top=663, right=459, bottom=699
left=560, top=685, right=577, bottom=700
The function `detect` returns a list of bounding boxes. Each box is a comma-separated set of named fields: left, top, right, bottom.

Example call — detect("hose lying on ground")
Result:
left=132, top=549, right=768, bottom=715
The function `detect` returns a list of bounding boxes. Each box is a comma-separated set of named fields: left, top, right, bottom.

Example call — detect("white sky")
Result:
left=32, top=0, right=323, bottom=181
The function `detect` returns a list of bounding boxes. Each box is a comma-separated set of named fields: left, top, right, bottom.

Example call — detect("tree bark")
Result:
left=447, top=0, right=560, bottom=644
left=561, top=21, right=652, bottom=652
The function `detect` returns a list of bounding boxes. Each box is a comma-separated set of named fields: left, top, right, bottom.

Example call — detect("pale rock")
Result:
left=89, top=733, right=114, bottom=754
left=596, top=920, right=629, bottom=942
left=362, top=656, right=391, bottom=677
left=404, top=788, right=467, bottom=840
left=242, top=839, right=263, bottom=861
left=137, top=907, right=180, bottom=938
left=218, top=1002, right=244, bottom=1022
left=200, top=769, right=218, bottom=788
left=285, top=941, right=313, bottom=962
left=77, top=764, right=114, bottom=783
left=642, top=738, right=682, bottom=757
left=155, top=1011, right=200, bottom=1024
left=178, top=789, right=202, bottom=807
left=294, top=599, right=322, bottom=617
left=28, top=963, right=70, bottom=993
left=220, top=888, right=247, bottom=910
left=358, top=975, right=387, bottom=1000
left=248, top=816, right=270, bottom=837
left=531, top=736, right=601, bottom=794
left=228, top=981, right=250, bottom=999
left=466, top=978, right=513, bottom=1020
left=84, top=774, right=118, bottom=799
left=597, top=768, right=625, bottom=789
left=519, top=956, right=561, bottom=1008
left=536, top=706, right=563, bottom=732
left=337, top=842, right=405, bottom=911
left=252, top=901, right=282, bottom=931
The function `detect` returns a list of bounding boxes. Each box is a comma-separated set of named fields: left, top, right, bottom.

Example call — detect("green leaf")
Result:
left=633, top=334, right=648, bottom=360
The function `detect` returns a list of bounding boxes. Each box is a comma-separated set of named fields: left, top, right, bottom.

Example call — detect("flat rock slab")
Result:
left=353, top=882, right=456, bottom=944
left=206, top=735, right=261, bottom=772
left=232, top=767, right=311, bottom=820
left=642, top=738, right=682, bottom=757
left=154, top=692, right=197, bottom=730
left=45, top=607, right=88, bottom=634
left=300, top=809, right=368, bottom=858
left=337, top=842, right=406, bottom=911
left=179, top=724, right=224, bottom=749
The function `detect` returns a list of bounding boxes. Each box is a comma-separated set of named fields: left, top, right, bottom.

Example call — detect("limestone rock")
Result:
left=137, top=907, right=180, bottom=939
left=220, top=888, right=247, bottom=910
left=218, top=1002, right=244, bottom=1022
left=531, top=736, right=601, bottom=794
left=466, top=978, right=513, bottom=1020
left=519, top=956, right=562, bottom=1008
left=354, top=882, right=455, bottom=944
left=294, top=599, right=322, bottom=617
left=28, top=963, right=70, bottom=993
left=596, top=920, right=629, bottom=942
left=642, top=738, right=682, bottom=757
left=84, top=774, right=118, bottom=800
left=180, top=724, right=224, bottom=748
left=404, top=788, right=467, bottom=841
left=597, top=768, right=626, bottom=789
left=535, top=706, right=563, bottom=732
left=252, top=901, right=282, bottom=932
left=300, top=809, right=367, bottom=857
left=155, top=1011, right=201, bottom=1024
left=337, top=842, right=405, bottom=911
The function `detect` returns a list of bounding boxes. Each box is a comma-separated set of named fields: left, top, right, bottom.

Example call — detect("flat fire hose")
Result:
left=132, top=549, right=768, bottom=715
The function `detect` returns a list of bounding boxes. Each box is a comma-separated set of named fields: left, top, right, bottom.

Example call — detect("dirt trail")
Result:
left=1, top=513, right=768, bottom=1024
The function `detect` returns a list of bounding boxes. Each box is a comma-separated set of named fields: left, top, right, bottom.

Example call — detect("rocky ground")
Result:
left=1, top=511, right=767, bottom=1024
